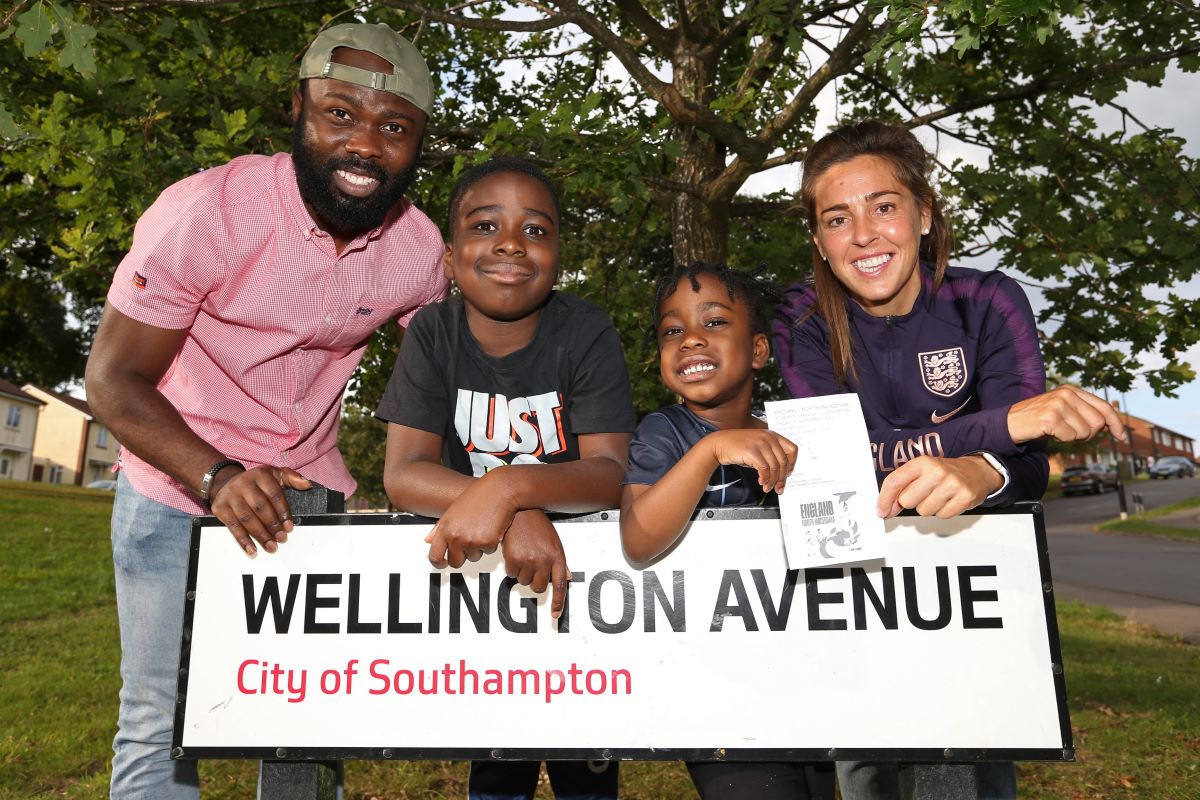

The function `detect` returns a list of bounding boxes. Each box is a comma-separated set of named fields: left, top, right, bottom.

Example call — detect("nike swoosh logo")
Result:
left=931, top=395, right=973, bottom=424
left=706, top=479, right=740, bottom=492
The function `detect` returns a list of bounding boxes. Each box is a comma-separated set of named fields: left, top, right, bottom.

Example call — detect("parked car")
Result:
left=86, top=479, right=118, bottom=491
left=1150, top=456, right=1196, bottom=479
left=1060, top=463, right=1119, bottom=496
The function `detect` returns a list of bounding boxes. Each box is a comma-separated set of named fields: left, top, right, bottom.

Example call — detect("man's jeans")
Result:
left=110, top=472, right=199, bottom=799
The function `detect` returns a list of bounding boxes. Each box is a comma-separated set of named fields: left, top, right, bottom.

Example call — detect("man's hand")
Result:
left=1008, top=386, right=1126, bottom=445
left=210, top=466, right=311, bottom=557
left=502, top=509, right=569, bottom=620
left=424, top=472, right=519, bottom=568
left=704, top=429, right=798, bottom=494
left=876, top=455, right=1001, bottom=519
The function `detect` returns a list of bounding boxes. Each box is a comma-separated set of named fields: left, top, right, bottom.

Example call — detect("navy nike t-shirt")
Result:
left=623, top=403, right=776, bottom=508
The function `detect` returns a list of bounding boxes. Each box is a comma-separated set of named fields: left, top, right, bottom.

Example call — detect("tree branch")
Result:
left=676, top=0, right=719, bottom=45
left=709, top=3, right=752, bottom=54
left=732, top=23, right=788, bottom=99
left=98, top=0, right=286, bottom=7
left=547, top=0, right=766, bottom=161
left=381, top=0, right=567, bottom=32
left=1, top=0, right=35, bottom=35
left=906, top=42, right=1200, bottom=129
left=758, top=147, right=808, bottom=171
left=613, top=0, right=675, bottom=54
left=1038, top=106, right=1200, bottom=224
left=710, top=6, right=885, bottom=200
left=758, top=8, right=880, bottom=147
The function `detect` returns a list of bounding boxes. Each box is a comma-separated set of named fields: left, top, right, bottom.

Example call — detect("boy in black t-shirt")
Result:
left=376, top=156, right=634, bottom=800
left=620, top=263, right=833, bottom=800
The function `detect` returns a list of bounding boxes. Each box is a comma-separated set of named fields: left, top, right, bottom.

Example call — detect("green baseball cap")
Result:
left=299, top=22, right=434, bottom=115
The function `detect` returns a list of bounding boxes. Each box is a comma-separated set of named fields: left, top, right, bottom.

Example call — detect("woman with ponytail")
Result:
left=775, top=119, right=1123, bottom=521
left=773, top=120, right=1124, bottom=799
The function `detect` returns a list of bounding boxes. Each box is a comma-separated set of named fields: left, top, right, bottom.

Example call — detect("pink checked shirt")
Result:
left=108, top=153, right=447, bottom=514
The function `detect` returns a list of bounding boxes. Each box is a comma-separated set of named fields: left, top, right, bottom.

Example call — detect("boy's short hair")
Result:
left=653, top=261, right=783, bottom=338
left=447, top=156, right=562, bottom=232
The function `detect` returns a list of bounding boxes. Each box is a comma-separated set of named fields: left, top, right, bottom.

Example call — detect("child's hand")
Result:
left=502, top=510, right=570, bottom=619
left=705, top=429, right=798, bottom=494
left=425, top=473, right=519, bottom=568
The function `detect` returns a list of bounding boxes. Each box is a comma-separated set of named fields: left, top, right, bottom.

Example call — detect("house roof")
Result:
left=20, top=384, right=92, bottom=417
left=0, top=378, right=47, bottom=405
left=1112, top=407, right=1193, bottom=442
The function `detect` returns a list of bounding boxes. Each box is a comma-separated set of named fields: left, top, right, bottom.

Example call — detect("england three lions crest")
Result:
left=918, top=347, right=968, bottom=397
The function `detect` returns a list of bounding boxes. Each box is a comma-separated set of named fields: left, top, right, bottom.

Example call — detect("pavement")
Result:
left=1042, top=478, right=1200, bottom=644
left=1152, top=505, right=1200, bottom=528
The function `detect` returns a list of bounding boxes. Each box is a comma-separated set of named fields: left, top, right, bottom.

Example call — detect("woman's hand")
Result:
left=1008, top=386, right=1126, bottom=445
left=876, top=455, right=1002, bottom=518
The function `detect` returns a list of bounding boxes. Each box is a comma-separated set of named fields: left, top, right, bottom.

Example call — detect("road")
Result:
left=1042, top=475, right=1200, bottom=643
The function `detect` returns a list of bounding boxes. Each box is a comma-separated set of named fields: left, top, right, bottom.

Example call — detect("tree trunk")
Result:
left=668, top=9, right=728, bottom=268
left=670, top=156, right=729, bottom=268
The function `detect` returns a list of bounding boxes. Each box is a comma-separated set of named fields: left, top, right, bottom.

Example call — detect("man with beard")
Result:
left=84, top=23, right=446, bottom=799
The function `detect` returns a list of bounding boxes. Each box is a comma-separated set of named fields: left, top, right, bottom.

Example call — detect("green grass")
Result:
left=2, top=481, right=1197, bottom=799
left=1019, top=603, right=1200, bottom=799
left=1097, top=495, right=1200, bottom=542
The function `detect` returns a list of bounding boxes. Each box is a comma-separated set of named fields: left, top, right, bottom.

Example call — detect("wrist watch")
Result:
left=974, top=451, right=1010, bottom=498
left=199, top=459, right=245, bottom=508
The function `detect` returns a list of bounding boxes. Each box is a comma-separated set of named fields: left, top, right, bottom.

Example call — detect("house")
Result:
left=22, top=385, right=120, bottom=486
left=0, top=378, right=47, bottom=481
left=1050, top=400, right=1195, bottom=474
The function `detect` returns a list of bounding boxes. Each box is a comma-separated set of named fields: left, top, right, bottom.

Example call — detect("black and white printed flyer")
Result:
left=765, top=395, right=887, bottom=568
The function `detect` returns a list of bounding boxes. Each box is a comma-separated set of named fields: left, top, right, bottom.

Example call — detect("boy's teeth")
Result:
left=853, top=254, right=890, bottom=271
left=682, top=363, right=715, bottom=376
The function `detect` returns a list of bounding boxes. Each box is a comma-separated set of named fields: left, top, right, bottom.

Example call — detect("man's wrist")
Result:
left=199, top=458, right=245, bottom=507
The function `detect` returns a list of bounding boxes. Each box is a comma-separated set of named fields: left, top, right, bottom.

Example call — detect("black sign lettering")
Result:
left=903, top=566, right=952, bottom=631
left=959, top=566, right=1003, bottom=629
left=303, top=574, right=341, bottom=634
left=710, top=570, right=758, bottom=632
left=242, top=574, right=301, bottom=634
left=805, top=568, right=847, bottom=631
left=851, top=567, right=898, bottom=630
left=643, top=571, right=686, bottom=632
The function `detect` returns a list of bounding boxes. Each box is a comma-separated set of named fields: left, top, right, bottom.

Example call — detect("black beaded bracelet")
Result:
left=199, top=459, right=245, bottom=508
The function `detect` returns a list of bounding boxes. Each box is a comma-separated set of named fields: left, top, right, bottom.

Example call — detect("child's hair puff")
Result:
left=653, top=261, right=784, bottom=340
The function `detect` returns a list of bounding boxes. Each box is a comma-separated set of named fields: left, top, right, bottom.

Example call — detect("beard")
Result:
left=291, top=122, right=420, bottom=238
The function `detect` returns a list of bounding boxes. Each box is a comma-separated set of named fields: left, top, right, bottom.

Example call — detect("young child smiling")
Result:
left=619, top=262, right=832, bottom=799
left=620, top=262, right=798, bottom=565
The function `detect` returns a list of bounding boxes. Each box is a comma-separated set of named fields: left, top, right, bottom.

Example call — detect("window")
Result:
left=97, top=428, right=109, bottom=448
left=48, top=465, right=64, bottom=484
left=0, top=457, right=10, bottom=478
left=5, top=404, right=20, bottom=428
